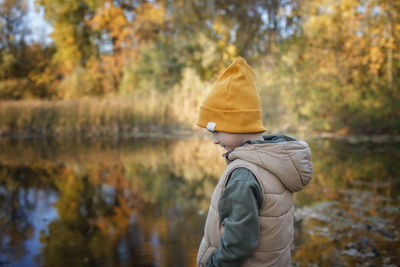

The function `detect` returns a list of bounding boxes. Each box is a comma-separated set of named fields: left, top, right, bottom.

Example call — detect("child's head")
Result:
left=197, top=57, right=265, bottom=149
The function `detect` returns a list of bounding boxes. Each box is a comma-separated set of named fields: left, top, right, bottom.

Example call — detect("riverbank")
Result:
left=2, top=129, right=400, bottom=145
left=1, top=97, right=400, bottom=142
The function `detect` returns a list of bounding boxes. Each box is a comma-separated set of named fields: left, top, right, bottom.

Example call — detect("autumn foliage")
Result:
left=0, top=0, right=399, bottom=134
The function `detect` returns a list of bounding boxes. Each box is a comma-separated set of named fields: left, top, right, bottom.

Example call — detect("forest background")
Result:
left=0, top=0, right=399, bottom=137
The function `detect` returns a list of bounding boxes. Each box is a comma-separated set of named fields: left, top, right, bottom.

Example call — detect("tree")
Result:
left=274, top=0, right=400, bottom=133
left=0, top=0, right=29, bottom=79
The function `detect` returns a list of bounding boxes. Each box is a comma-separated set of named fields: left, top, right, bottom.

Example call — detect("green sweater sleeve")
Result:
left=207, top=167, right=263, bottom=267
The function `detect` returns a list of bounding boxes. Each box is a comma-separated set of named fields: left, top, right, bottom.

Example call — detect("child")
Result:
left=196, top=57, right=313, bottom=267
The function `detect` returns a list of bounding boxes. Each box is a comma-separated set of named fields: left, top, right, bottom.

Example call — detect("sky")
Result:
left=25, top=0, right=53, bottom=44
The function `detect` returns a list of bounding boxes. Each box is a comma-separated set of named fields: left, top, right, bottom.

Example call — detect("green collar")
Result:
left=244, top=134, right=296, bottom=145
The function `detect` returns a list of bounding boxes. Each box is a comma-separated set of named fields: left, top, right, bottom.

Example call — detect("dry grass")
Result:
left=0, top=75, right=211, bottom=138
left=0, top=95, right=181, bottom=137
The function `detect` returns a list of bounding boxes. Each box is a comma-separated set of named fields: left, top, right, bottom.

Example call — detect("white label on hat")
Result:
left=207, top=122, right=216, bottom=131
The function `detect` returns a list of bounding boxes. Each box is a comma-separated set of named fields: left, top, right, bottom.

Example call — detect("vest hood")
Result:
left=226, top=134, right=313, bottom=192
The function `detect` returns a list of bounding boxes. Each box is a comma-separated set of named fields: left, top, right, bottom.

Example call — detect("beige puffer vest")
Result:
left=197, top=140, right=313, bottom=267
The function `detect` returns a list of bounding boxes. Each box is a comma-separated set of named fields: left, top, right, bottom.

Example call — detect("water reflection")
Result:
left=0, top=137, right=399, bottom=266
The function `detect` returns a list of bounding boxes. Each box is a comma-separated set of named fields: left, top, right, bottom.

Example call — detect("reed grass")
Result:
left=0, top=93, right=192, bottom=138
left=0, top=68, right=212, bottom=138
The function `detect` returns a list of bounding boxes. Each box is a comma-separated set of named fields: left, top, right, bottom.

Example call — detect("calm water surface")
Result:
left=0, top=137, right=399, bottom=266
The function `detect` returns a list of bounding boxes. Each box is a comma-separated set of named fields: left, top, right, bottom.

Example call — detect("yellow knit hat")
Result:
left=196, top=57, right=265, bottom=133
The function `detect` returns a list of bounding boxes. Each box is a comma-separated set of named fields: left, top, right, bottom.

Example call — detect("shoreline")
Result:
left=1, top=131, right=400, bottom=144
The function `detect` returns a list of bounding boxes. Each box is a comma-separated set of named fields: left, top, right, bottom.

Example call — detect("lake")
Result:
left=0, top=136, right=399, bottom=266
